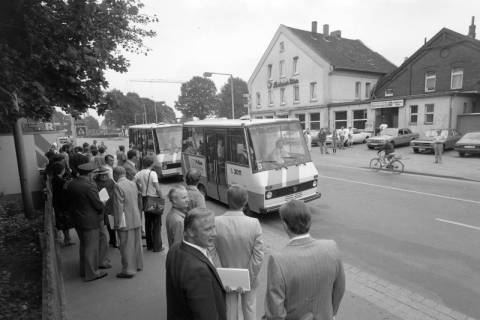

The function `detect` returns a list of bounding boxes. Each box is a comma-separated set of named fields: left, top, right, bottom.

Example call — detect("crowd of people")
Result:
left=315, top=126, right=354, bottom=154
left=45, top=139, right=345, bottom=320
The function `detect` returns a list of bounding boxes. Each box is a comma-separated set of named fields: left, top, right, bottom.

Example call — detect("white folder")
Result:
left=216, top=268, right=251, bottom=291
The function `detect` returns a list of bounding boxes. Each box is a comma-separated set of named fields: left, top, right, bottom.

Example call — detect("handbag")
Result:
left=143, top=170, right=164, bottom=215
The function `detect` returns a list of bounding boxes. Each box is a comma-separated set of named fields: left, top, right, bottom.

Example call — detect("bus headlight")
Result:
left=265, top=191, right=273, bottom=199
left=312, top=180, right=317, bottom=187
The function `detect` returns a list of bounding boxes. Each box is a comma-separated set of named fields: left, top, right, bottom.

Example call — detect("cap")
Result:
left=77, top=162, right=98, bottom=173
left=93, top=166, right=109, bottom=175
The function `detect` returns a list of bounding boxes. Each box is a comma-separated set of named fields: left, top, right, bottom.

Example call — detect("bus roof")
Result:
left=183, top=118, right=299, bottom=128
left=128, top=123, right=182, bottom=129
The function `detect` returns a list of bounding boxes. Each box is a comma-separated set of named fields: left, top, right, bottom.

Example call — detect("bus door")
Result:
left=205, top=129, right=228, bottom=202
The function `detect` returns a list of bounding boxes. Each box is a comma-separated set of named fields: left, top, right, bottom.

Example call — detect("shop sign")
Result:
left=371, top=99, right=404, bottom=109
left=267, top=78, right=299, bottom=89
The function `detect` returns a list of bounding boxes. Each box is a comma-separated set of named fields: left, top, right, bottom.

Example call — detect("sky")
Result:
left=99, top=0, right=480, bottom=119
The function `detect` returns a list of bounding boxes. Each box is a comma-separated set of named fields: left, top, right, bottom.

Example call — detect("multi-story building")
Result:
left=372, top=17, right=480, bottom=134
left=248, top=22, right=395, bottom=131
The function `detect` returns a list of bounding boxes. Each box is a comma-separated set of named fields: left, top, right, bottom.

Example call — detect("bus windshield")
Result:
left=155, top=126, right=182, bottom=153
left=248, top=122, right=310, bottom=171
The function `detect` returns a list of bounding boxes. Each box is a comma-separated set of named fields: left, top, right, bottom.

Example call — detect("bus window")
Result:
left=227, top=129, right=249, bottom=166
left=182, top=127, right=194, bottom=154
left=192, top=127, right=205, bottom=156
left=156, top=126, right=181, bottom=153
left=248, top=122, right=310, bottom=171
left=145, top=130, right=156, bottom=155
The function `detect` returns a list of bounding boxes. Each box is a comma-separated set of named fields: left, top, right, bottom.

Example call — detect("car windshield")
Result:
left=462, top=132, right=480, bottom=140
left=248, top=122, right=310, bottom=172
left=425, top=129, right=448, bottom=138
left=155, top=126, right=182, bottom=153
left=380, top=128, right=398, bottom=136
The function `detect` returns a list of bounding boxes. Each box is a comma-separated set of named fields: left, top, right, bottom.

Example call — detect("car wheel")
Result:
left=413, top=148, right=419, bottom=153
left=459, top=152, right=465, bottom=157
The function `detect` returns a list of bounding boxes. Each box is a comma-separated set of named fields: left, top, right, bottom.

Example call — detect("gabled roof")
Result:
left=286, top=26, right=396, bottom=74
left=374, top=28, right=480, bottom=92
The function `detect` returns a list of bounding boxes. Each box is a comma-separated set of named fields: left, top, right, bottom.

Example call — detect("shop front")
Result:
left=371, top=99, right=404, bottom=130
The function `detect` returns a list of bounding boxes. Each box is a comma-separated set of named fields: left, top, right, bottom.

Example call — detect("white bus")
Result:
left=129, top=123, right=183, bottom=178
left=182, top=118, right=320, bottom=214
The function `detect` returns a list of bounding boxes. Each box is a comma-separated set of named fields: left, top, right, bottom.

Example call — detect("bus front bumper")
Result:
left=259, top=192, right=321, bottom=214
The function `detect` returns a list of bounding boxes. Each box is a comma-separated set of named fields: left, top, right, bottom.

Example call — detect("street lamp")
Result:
left=203, top=72, right=235, bottom=119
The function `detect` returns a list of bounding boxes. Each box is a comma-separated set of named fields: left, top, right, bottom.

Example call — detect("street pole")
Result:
left=154, top=100, right=158, bottom=123
left=143, top=103, right=147, bottom=124
left=230, top=75, right=235, bottom=119
left=11, top=92, right=35, bottom=218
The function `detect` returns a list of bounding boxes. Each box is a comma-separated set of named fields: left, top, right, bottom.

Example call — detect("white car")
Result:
left=326, top=128, right=372, bottom=146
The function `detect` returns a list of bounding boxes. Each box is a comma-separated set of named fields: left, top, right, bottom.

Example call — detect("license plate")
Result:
left=464, top=146, right=475, bottom=149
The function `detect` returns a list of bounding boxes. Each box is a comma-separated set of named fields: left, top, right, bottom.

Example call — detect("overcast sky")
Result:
left=101, top=0, right=479, bottom=118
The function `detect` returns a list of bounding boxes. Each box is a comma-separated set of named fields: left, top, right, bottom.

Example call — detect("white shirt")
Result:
left=305, top=134, right=312, bottom=151
left=183, top=240, right=213, bottom=264
left=135, top=169, right=159, bottom=197
left=288, top=233, right=311, bottom=244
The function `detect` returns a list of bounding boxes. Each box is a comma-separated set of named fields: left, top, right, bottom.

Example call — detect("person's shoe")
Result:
left=153, top=247, right=165, bottom=252
left=64, top=241, right=75, bottom=246
left=85, top=272, right=108, bottom=282
left=99, top=264, right=112, bottom=269
left=116, top=273, right=134, bottom=279
left=137, top=268, right=142, bottom=272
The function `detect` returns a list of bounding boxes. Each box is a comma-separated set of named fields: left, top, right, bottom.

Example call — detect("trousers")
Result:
left=76, top=227, right=101, bottom=281
left=118, top=227, right=144, bottom=274
left=145, top=212, right=162, bottom=251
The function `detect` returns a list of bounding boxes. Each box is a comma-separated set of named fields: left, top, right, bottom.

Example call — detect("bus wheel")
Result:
left=198, top=184, right=208, bottom=200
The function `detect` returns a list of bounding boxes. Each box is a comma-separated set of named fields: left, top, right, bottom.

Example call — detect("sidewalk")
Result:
left=61, top=216, right=401, bottom=320
left=311, top=143, right=480, bottom=182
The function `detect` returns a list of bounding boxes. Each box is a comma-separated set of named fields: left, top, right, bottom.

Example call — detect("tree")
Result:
left=101, top=90, right=176, bottom=127
left=0, top=0, right=157, bottom=123
left=175, top=76, right=218, bottom=120
left=216, top=77, right=249, bottom=119
left=83, top=115, right=100, bottom=130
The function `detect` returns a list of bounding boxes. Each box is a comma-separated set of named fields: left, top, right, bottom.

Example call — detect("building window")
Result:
left=295, top=114, right=306, bottom=129
left=279, top=60, right=285, bottom=78
left=280, top=88, right=286, bottom=105
left=451, top=68, right=463, bottom=89
left=334, top=111, right=347, bottom=129
left=365, top=82, right=371, bottom=98
left=352, top=109, right=367, bottom=129
left=310, top=113, right=320, bottom=130
left=267, top=64, right=272, bottom=79
left=355, top=81, right=361, bottom=99
left=293, top=85, right=300, bottom=103
left=293, top=56, right=299, bottom=75
left=268, top=90, right=273, bottom=106
left=425, top=72, right=436, bottom=92
left=424, top=104, right=434, bottom=124
left=279, top=41, right=285, bottom=52
left=385, top=88, right=393, bottom=97
left=410, top=105, right=418, bottom=125
left=256, top=92, right=261, bottom=108
left=310, top=82, right=317, bottom=101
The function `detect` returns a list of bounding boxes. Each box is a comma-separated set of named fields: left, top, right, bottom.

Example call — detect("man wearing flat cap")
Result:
left=67, top=162, right=108, bottom=281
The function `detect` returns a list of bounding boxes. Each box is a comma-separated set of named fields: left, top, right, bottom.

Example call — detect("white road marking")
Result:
left=435, top=218, right=480, bottom=231
left=316, top=163, right=480, bottom=184
left=318, top=174, right=480, bottom=205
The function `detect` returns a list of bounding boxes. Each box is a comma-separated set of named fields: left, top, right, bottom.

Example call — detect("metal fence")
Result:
left=41, top=177, right=67, bottom=320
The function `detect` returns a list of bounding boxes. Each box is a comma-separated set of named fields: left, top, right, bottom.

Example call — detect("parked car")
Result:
left=410, top=129, right=461, bottom=153
left=325, top=128, right=372, bottom=146
left=366, top=128, right=419, bottom=149
left=454, top=132, right=480, bottom=157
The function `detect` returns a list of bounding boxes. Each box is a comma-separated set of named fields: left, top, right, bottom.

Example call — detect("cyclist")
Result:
left=377, top=141, right=395, bottom=166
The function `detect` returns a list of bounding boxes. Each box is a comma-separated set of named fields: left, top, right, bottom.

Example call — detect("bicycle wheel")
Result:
left=369, top=158, right=382, bottom=170
left=390, top=160, right=404, bottom=173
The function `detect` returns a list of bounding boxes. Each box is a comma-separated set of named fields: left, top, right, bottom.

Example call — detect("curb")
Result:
left=361, top=166, right=480, bottom=183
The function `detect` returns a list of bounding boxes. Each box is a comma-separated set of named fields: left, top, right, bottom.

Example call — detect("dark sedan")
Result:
left=410, top=129, right=461, bottom=153
left=454, top=132, right=480, bottom=157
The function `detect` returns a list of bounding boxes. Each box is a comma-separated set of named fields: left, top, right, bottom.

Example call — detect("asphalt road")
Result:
left=73, top=136, right=480, bottom=318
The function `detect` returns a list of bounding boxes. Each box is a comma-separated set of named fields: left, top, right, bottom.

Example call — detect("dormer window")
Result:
left=385, top=89, right=393, bottom=97
left=425, top=72, right=436, bottom=92
left=279, top=41, right=285, bottom=52
left=451, top=68, right=463, bottom=89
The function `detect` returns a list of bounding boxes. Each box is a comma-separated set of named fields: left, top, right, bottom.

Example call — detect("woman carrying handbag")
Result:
left=135, top=156, right=165, bottom=252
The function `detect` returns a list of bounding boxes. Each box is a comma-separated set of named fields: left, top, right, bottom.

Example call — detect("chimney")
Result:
left=311, top=21, right=317, bottom=34
left=468, top=16, right=476, bottom=39
left=323, top=24, right=329, bottom=36
left=330, top=30, right=342, bottom=38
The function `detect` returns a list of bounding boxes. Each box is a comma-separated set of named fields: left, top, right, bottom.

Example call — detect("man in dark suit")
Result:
left=67, top=162, right=107, bottom=282
left=166, top=208, right=226, bottom=320
left=122, top=149, right=138, bottom=181
left=264, top=200, right=345, bottom=320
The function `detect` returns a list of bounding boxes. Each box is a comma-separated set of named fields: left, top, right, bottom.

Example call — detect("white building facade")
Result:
left=248, top=22, right=395, bottom=132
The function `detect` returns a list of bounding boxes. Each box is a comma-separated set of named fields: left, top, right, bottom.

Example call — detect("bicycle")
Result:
left=369, top=152, right=404, bottom=173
